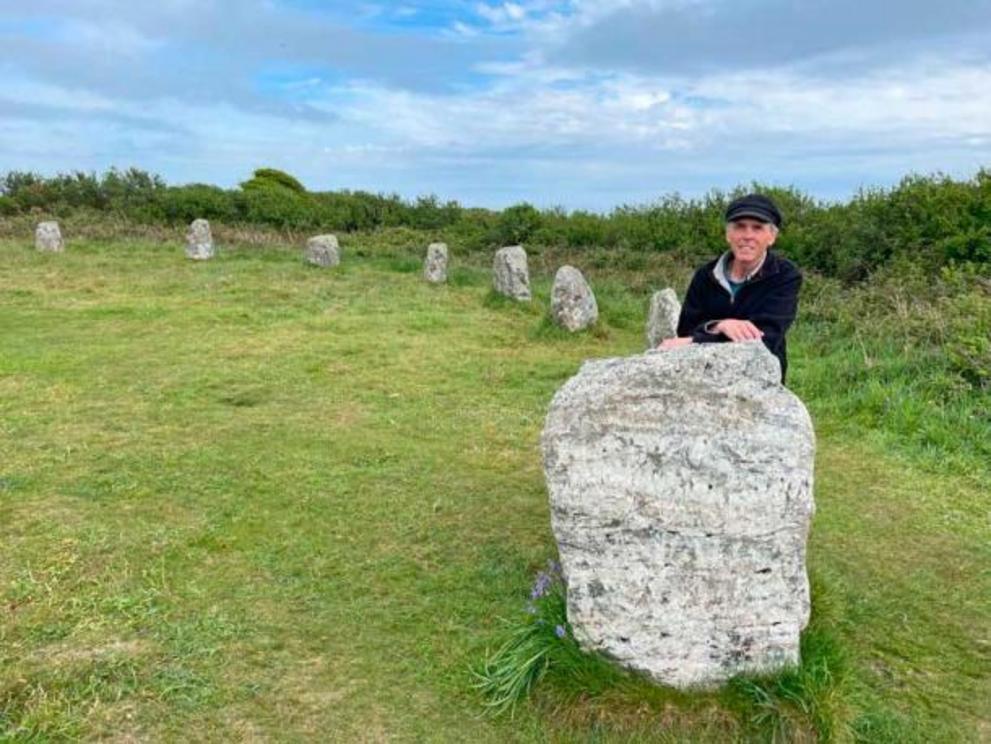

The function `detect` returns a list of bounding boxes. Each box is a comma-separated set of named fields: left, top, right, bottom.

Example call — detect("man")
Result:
left=659, top=193, right=802, bottom=382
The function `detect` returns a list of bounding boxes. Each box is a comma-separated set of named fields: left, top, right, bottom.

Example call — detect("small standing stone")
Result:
left=492, top=245, right=531, bottom=301
left=423, top=242, right=448, bottom=283
left=551, top=266, right=598, bottom=332
left=645, top=288, right=682, bottom=348
left=185, top=219, right=215, bottom=260
left=35, top=221, right=64, bottom=252
left=305, top=234, right=340, bottom=267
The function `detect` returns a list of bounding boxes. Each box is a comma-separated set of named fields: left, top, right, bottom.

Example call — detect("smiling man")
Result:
left=659, top=194, right=802, bottom=382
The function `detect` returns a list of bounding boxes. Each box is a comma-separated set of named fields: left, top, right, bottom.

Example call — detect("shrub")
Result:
left=102, top=168, right=166, bottom=213
left=235, top=187, right=314, bottom=229
left=495, top=203, right=543, bottom=245
left=159, top=184, right=238, bottom=224
left=240, top=167, right=307, bottom=193
left=937, top=227, right=991, bottom=263
left=407, top=194, right=462, bottom=230
left=940, top=288, right=991, bottom=389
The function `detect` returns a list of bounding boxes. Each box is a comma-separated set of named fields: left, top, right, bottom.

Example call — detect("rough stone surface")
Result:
left=304, top=234, right=340, bottom=267
left=550, top=265, right=598, bottom=331
left=423, top=242, right=448, bottom=283
left=542, top=342, right=815, bottom=688
left=35, top=221, right=64, bottom=252
left=645, top=288, right=681, bottom=348
left=492, top=245, right=531, bottom=301
left=185, top=219, right=215, bottom=260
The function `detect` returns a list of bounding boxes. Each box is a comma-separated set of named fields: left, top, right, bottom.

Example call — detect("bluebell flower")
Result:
left=555, top=624, right=567, bottom=639
left=530, top=571, right=552, bottom=600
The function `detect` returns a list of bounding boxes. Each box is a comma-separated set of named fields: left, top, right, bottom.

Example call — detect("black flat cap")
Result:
left=725, top=193, right=782, bottom=228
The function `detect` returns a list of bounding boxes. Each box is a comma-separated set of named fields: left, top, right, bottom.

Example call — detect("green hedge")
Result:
left=2, top=166, right=989, bottom=280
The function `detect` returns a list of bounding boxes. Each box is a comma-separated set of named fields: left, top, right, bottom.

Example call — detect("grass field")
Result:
left=1, top=237, right=988, bottom=742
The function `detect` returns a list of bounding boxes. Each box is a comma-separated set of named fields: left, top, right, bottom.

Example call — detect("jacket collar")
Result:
left=711, top=250, right=780, bottom=291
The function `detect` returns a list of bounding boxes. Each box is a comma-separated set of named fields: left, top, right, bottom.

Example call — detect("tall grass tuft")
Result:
left=474, top=560, right=628, bottom=716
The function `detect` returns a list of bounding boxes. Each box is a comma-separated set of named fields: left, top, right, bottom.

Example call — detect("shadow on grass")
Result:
left=481, top=289, right=543, bottom=316
left=448, top=267, right=487, bottom=288
left=527, top=313, right=610, bottom=342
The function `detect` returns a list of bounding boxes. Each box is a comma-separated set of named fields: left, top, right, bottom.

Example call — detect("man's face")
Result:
left=725, top=218, right=777, bottom=265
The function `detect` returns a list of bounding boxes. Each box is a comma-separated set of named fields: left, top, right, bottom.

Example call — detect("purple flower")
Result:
left=548, top=560, right=562, bottom=576
left=555, top=624, right=567, bottom=639
left=530, top=571, right=552, bottom=600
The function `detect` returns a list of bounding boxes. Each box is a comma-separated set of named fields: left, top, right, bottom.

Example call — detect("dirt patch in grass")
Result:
left=27, top=638, right=154, bottom=667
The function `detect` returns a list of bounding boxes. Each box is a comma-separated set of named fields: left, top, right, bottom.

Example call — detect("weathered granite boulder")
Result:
left=645, top=288, right=681, bottom=348
left=185, top=219, right=215, bottom=260
left=305, top=234, right=340, bottom=267
left=492, top=245, right=531, bottom=301
left=551, top=265, right=598, bottom=331
left=35, top=221, right=64, bottom=252
left=542, top=342, right=815, bottom=688
left=423, top=242, right=448, bottom=283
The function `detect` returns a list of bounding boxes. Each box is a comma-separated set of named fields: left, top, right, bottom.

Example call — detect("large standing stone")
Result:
left=185, top=219, right=215, bottom=260
left=550, top=265, right=598, bottom=332
left=492, top=245, right=531, bottom=301
left=645, top=288, right=681, bottom=349
left=35, top=221, right=64, bottom=252
left=542, top=342, right=815, bottom=688
left=423, top=242, right=448, bottom=283
left=305, top=234, right=340, bottom=267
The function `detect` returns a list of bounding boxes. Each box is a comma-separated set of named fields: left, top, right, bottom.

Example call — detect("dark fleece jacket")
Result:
left=676, top=251, right=802, bottom=382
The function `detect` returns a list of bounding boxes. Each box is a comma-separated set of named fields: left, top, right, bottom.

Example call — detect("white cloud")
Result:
left=2, top=0, right=990, bottom=206
left=307, top=55, right=991, bottom=159
left=50, top=17, right=164, bottom=57
left=448, top=20, right=480, bottom=37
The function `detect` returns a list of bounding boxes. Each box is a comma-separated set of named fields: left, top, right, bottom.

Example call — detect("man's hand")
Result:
left=658, top=336, right=694, bottom=350
left=713, top=319, right=763, bottom=342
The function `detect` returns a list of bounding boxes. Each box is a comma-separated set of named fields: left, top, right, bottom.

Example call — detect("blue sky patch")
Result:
left=0, top=1, right=988, bottom=208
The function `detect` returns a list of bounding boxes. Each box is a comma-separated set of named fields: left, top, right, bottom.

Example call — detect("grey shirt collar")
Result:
left=713, top=251, right=767, bottom=294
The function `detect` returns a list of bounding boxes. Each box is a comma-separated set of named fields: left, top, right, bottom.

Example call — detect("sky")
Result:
left=1, top=0, right=990, bottom=210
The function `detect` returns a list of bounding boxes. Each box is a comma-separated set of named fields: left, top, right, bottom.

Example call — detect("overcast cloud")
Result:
left=1, top=0, right=989, bottom=208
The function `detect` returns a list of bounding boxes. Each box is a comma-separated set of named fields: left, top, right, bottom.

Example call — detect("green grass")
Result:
left=1, top=236, right=988, bottom=741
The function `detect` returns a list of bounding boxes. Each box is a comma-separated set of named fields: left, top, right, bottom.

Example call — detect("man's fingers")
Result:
left=719, top=320, right=763, bottom=342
